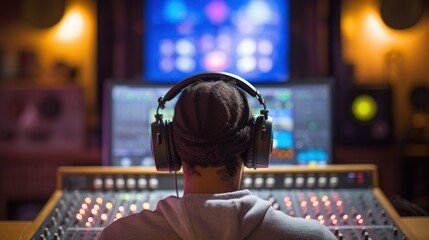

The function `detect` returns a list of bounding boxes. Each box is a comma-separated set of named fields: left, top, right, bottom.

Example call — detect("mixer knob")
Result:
left=243, top=177, right=253, bottom=188
left=329, top=176, right=339, bottom=188
left=138, top=178, right=147, bottom=189
left=39, top=234, right=46, bottom=240
left=149, top=177, right=159, bottom=189
left=94, top=178, right=103, bottom=190
left=43, top=227, right=50, bottom=237
left=284, top=177, right=293, bottom=188
left=127, top=178, right=136, bottom=189
left=306, top=177, right=316, bottom=188
left=53, top=208, right=61, bottom=218
left=116, top=178, right=125, bottom=189
left=295, top=177, right=304, bottom=188
left=105, top=178, right=114, bottom=190
left=318, top=177, right=327, bottom=188
left=266, top=177, right=276, bottom=188
left=53, top=233, right=61, bottom=240
left=49, top=216, right=57, bottom=227
left=254, top=177, right=264, bottom=188
left=57, top=226, right=64, bottom=236
left=393, top=227, right=398, bottom=236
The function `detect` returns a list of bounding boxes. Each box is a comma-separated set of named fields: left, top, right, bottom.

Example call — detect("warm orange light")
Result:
left=56, top=10, right=85, bottom=41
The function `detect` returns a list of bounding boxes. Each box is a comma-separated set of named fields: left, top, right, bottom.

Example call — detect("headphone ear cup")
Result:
left=167, top=121, right=181, bottom=171
left=246, top=116, right=272, bottom=169
left=244, top=117, right=256, bottom=168
left=151, top=119, right=181, bottom=171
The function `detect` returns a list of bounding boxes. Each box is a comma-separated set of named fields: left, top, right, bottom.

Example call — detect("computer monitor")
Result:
left=103, top=79, right=333, bottom=166
left=143, top=0, right=290, bottom=82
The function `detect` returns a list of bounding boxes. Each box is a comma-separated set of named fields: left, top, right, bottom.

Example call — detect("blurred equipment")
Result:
left=407, top=84, right=429, bottom=143
left=338, top=85, right=394, bottom=146
left=0, top=85, right=85, bottom=152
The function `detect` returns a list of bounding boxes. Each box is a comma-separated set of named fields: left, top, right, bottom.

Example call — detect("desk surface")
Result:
left=0, top=221, right=32, bottom=240
left=1, top=218, right=428, bottom=240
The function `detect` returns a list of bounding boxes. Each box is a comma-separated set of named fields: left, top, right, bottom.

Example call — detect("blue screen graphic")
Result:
left=143, top=0, right=290, bottom=82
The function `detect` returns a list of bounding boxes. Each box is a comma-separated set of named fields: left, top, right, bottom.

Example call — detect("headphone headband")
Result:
left=157, top=72, right=266, bottom=112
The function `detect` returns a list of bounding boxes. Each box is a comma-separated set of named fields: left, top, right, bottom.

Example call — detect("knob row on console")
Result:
left=93, top=177, right=159, bottom=190
left=242, top=175, right=339, bottom=189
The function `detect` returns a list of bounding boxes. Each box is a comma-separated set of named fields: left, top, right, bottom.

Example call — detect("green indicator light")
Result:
left=123, top=193, right=130, bottom=200
left=352, top=95, right=377, bottom=122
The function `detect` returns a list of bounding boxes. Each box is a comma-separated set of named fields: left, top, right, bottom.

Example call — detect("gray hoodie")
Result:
left=98, top=190, right=336, bottom=240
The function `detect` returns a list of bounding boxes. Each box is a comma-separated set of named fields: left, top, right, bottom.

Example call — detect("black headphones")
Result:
left=151, top=72, right=272, bottom=172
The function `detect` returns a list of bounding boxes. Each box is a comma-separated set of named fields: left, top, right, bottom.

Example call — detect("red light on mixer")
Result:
left=286, top=201, right=293, bottom=207
left=91, top=208, right=98, bottom=215
left=324, top=200, right=331, bottom=207
left=317, top=214, right=324, bottom=221
left=321, top=195, right=328, bottom=202
left=356, top=214, right=362, bottom=220
left=332, top=219, right=338, bottom=225
left=300, top=201, right=308, bottom=207
left=79, top=209, right=85, bottom=215
left=342, top=214, right=349, bottom=220
left=88, top=217, right=94, bottom=223
left=330, top=214, right=336, bottom=220
left=310, top=196, right=317, bottom=202
left=304, top=214, right=311, bottom=220
left=284, top=196, right=291, bottom=202
left=130, top=204, right=137, bottom=212
left=106, top=202, right=113, bottom=210
left=143, top=202, right=151, bottom=210
left=76, top=213, right=83, bottom=221
left=81, top=203, right=88, bottom=210
left=358, top=218, right=364, bottom=225
left=336, top=200, right=343, bottom=207
left=319, top=219, right=325, bottom=225
left=118, top=206, right=125, bottom=212
left=101, top=213, right=108, bottom=221
left=85, top=222, right=92, bottom=227
left=96, top=197, right=103, bottom=204
left=85, top=197, right=91, bottom=204
left=312, top=201, right=319, bottom=207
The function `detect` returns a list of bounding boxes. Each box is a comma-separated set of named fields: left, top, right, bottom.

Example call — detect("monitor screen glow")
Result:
left=103, top=80, right=333, bottom=167
left=143, top=0, right=290, bottom=82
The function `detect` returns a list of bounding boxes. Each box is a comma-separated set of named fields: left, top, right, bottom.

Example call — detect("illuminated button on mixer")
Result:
left=126, top=178, right=136, bottom=189
left=318, top=176, right=327, bottom=188
left=104, top=178, right=114, bottom=190
left=284, top=177, right=293, bottom=188
left=254, top=177, right=264, bottom=188
left=295, top=177, right=304, bottom=188
left=116, top=178, right=125, bottom=189
left=265, top=176, right=275, bottom=188
left=149, top=177, right=159, bottom=189
left=329, top=176, right=339, bottom=188
left=243, top=177, right=252, bottom=188
left=306, top=176, right=316, bottom=188
left=138, top=178, right=147, bottom=189
left=93, top=178, right=103, bottom=190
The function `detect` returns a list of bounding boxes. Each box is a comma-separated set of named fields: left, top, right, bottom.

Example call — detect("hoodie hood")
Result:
left=157, top=190, right=271, bottom=240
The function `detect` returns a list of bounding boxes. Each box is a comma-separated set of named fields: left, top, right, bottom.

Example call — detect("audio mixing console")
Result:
left=23, top=165, right=415, bottom=240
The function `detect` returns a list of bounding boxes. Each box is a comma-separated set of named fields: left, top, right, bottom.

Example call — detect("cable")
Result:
left=174, top=171, right=179, bottom=197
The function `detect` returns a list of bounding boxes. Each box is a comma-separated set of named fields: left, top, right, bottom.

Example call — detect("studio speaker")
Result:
left=407, top=84, right=429, bottom=143
left=0, top=85, right=85, bottom=152
left=337, top=85, right=394, bottom=146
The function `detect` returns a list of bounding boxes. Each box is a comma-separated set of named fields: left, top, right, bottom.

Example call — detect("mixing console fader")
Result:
left=24, top=165, right=415, bottom=240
